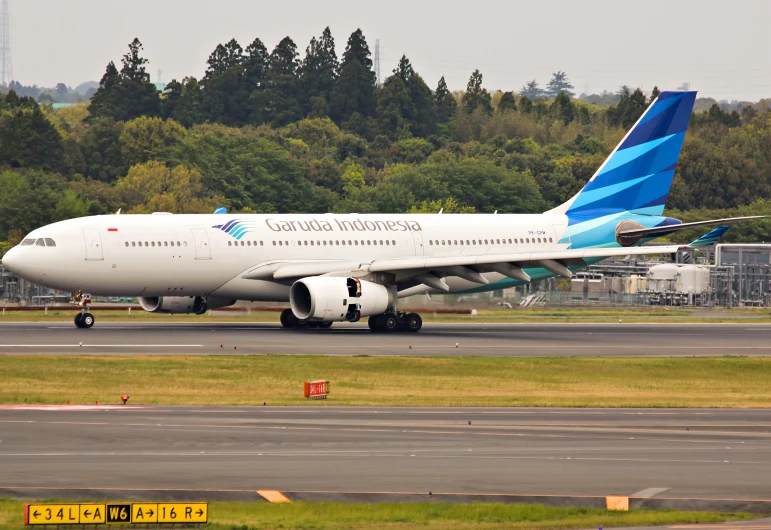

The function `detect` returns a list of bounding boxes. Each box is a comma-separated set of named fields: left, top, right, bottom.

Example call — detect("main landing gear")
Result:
left=279, top=308, right=422, bottom=332
left=368, top=311, right=422, bottom=333
left=72, top=291, right=95, bottom=329
left=280, top=308, right=333, bottom=329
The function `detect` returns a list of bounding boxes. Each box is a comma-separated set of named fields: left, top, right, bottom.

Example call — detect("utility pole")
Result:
left=374, top=38, right=381, bottom=86
left=0, top=0, right=12, bottom=86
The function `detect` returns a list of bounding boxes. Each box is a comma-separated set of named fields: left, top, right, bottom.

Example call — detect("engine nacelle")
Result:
left=139, top=296, right=236, bottom=314
left=290, top=277, right=394, bottom=322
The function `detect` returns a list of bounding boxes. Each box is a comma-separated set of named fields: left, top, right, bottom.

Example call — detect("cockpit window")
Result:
left=35, top=238, right=46, bottom=246
left=20, top=239, right=35, bottom=246
left=44, top=238, right=56, bottom=247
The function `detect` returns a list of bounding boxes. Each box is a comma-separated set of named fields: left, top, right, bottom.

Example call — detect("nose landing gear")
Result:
left=72, top=291, right=95, bottom=329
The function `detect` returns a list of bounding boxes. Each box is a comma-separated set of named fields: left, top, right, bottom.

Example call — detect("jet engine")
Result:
left=290, top=277, right=394, bottom=322
left=139, top=296, right=236, bottom=314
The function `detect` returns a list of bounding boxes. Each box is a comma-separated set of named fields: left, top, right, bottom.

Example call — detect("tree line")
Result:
left=2, top=27, right=771, bottom=255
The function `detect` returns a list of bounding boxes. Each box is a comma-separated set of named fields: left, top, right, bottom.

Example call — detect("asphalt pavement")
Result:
left=0, top=322, right=770, bottom=356
left=1, top=406, right=770, bottom=510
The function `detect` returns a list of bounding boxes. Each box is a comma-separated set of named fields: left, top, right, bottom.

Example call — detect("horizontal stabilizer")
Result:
left=618, top=216, right=764, bottom=242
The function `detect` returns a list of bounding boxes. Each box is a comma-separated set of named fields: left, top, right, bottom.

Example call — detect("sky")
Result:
left=7, top=0, right=771, bottom=101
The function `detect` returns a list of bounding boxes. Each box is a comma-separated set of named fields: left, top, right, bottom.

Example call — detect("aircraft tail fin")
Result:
left=549, top=90, right=697, bottom=219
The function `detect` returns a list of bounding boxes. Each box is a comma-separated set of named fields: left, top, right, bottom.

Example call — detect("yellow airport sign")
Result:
left=80, top=504, right=106, bottom=524
left=25, top=502, right=207, bottom=526
left=157, top=503, right=208, bottom=524
left=105, top=504, right=131, bottom=524
left=131, top=503, right=158, bottom=523
left=26, top=504, right=90, bottom=525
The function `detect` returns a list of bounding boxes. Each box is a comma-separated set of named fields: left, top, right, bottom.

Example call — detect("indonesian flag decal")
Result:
left=107, top=228, right=118, bottom=232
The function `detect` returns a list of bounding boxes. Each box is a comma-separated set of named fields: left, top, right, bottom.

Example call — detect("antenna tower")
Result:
left=0, top=0, right=12, bottom=86
left=374, top=38, right=381, bottom=86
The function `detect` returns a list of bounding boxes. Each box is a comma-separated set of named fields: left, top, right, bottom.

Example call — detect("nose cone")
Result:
left=2, top=246, right=21, bottom=274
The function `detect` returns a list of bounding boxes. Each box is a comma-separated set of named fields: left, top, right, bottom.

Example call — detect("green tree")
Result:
left=376, top=55, right=436, bottom=138
left=409, top=197, right=475, bottom=213
left=520, top=80, right=542, bottom=100
left=0, top=170, right=68, bottom=240
left=545, top=71, right=574, bottom=98
left=299, top=27, right=338, bottom=117
left=0, top=93, right=66, bottom=173
left=117, top=160, right=221, bottom=213
left=88, top=39, right=161, bottom=121
left=162, top=77, right=204, bottom=127
left=434, top=76, right=457, bottom=123
left=79, top=118, right=127, bottom=182
left=263, top=37, right=302, bottom=126
left=608, top=87, right=648, bottom=128
left=551, top=91, right=576, bottom=124
left=87, top=62, right=122, bottom=120
left=498, top=91, right=517, bottom=113
left=201, top=39, right=246, bottom=125
left=118, top=116, right=187, bottom=167
left=329, top=29, right=376, bottom=123
left=461, top=70, right=492, bottom=115
left=243, top=37, right=270, bottom=124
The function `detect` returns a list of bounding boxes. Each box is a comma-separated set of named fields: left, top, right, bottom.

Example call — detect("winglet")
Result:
left=214, top=207, right=228, bottom=214
left=688, top=225, right=729, bottom=247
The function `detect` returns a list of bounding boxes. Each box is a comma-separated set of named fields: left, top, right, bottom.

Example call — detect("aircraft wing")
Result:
left=242, top=244, right=686, bottom=290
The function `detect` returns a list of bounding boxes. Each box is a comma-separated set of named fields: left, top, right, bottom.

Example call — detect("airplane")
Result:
left=1, top=90, right=762, bottom=331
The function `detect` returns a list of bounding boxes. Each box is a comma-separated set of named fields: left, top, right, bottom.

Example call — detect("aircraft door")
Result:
left=411, top=231, right=424, bottom=256
left=82, top=228, right=103, bottom=261
left=191, top=228, right=212, bottom=260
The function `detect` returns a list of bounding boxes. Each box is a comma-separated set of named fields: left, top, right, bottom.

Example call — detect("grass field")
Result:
left=0, top=499, right=752, bottom=530
left=2, top=355, right=771, bottom=407
left=3, top=307, right=771, bottom=323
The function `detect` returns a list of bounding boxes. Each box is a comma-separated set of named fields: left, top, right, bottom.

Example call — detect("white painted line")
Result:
left=632, top=487, right=671, bottom=498
left=0, top=344, right=202, bottom=348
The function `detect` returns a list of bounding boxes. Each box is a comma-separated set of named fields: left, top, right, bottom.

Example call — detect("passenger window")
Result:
left=45, top=238, right=56, bottom=247
left=36, top=238, right=45, bottom=246
left=125, top=242, right=129, bottom=247
left=132, top=242, right=136, bottom=247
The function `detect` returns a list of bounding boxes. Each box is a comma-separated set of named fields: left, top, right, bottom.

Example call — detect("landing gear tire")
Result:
left=405, top=313, right=422, bottom=332
left=384, top=315, right=398, bottom=331
left=281, top=308, right=332, bottom=330
left=280, top=308, right=298, bottom=329
left=368, top=312, right=423, bottom=333
left=75, top=312, right=94, bottom=329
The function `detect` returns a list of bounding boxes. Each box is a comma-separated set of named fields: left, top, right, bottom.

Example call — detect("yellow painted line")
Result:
left=257, top=490, right=290, bottom=503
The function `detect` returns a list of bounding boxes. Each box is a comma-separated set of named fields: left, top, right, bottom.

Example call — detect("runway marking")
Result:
left=0, top=344, right=202, bottom=348
left=257, top=490, right=291, bottom=503
left=631, top=487, right=671, bottom=498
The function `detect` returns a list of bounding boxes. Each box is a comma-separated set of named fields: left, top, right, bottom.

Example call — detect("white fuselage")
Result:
left=4, top=213, right=571, bottom=300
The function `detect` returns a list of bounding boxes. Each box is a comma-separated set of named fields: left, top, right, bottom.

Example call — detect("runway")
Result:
left=1, top=322, right=771, bottom=356
left=1, top=406, right=770, bottom=508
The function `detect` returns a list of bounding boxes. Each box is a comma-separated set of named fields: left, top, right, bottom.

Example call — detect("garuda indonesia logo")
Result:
left=212, top=219, right=256, bottom=240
